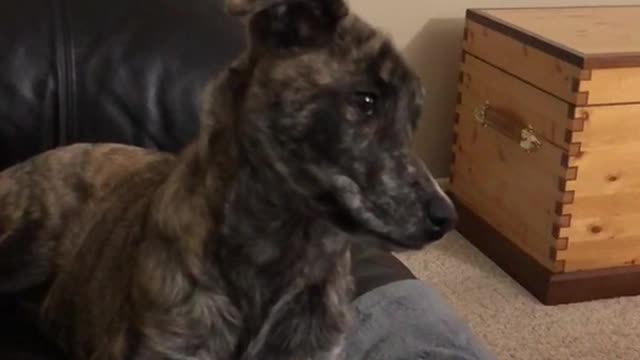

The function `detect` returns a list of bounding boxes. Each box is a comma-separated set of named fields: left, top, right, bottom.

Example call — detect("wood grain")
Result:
left=455, top=5, right=640, bottom=285
left=481, top=7, right=640, bottom=56
left=463, top=20, right=586, bottom=104
left=557, top=236, right=640, bottom=272
left=557, top=101, right=640, bottom=269
left=471, top=6, right=640, bottom=69
left=557, top=213, right=640, bottom=243
left=570, top=104, right=640, bottom=147
left=450, top=53, right=588, bottom=269
left=467, top=7, right=640, bottom=105
left=578, top=68, right=640, bottom=105
left=459, top=53, right=575, bottom=151
left=452, top=193, right=640, bottom=305
left=563, top=192, right=640, bottom=218
left=452, top=104, right=565, bottom=269
left=564, top=145, right=640, bottom=196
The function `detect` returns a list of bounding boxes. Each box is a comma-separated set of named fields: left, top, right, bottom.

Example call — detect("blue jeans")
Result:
left=344, top=279, right=495, bottom=360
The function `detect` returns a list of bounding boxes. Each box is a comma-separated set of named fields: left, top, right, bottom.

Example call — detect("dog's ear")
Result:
left=225, top=0, right=349, bottom=50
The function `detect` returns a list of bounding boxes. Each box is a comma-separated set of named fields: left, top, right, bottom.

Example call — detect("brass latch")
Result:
left=474, top=101, right=542, bottom=154
left=520, top=126, right=542, bottom=153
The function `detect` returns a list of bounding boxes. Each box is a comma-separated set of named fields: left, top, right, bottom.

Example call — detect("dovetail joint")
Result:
left=571, top=77, right=581, bottom=92
left=578, top=70, right=593, bottom=81
left=552, top=224, right=560, bottom=239
left=576, top=92, right=590, bottom=106
left=568, top=143, right=582, bottom=157
left=558, top=214, right=572, bottom=228
left=458, top=71, right=465, bottom=85
left=558, top=169, right=579, bottom=191
left=564, top=129, right=573, bottom=143
left=561, top=191, right=575, bottom=205
left=565, top=167, right=578, bottom=181
left=555, top=238, right=569, bottom=251
left=554, top=259, right=567, bottom=273
left=568, top=118, right=586, bottom=132
left=554, top=202, right=564, bottom=216
left=552, top=213, right=571, bottom=241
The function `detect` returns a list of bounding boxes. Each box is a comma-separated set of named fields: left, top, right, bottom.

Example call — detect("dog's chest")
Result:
left=231, top=253, right=352, bottom=360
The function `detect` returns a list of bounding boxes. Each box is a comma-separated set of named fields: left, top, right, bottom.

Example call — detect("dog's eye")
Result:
left=353, top=92, right=378, bottom=117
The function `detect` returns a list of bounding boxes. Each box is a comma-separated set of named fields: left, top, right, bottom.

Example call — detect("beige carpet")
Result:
left=394, top=231, right=640, bottom=360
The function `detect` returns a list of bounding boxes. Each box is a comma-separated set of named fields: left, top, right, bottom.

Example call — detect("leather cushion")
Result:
left=0, top=0, right=247, bottom=170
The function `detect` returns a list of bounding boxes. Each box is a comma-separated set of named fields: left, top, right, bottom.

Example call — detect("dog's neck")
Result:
left=219, top=160, right=349, bottom=263
left=152, top=67, right=351, bottom=310
left=213, top=155, right=353, bottom=355
left=148, top=68, right=353, bottom=357
left=215, top=139, right=350, bottom=287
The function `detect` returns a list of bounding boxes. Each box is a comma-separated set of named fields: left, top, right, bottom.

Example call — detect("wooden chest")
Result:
left=450, top=6, right=640, bottom=305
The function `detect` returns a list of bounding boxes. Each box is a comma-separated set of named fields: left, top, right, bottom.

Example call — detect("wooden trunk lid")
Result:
left=465, top=6, right=640, bottom=105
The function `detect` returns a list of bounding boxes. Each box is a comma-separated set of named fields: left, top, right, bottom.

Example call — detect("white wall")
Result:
left=347, top=0, right=640, bottom=177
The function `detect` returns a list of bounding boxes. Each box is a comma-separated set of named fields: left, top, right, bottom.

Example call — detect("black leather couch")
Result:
left=0, top=0, right=416, bottom=358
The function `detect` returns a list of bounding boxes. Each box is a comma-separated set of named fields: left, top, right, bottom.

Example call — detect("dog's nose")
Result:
left=426, top=195, right=457, bottom=239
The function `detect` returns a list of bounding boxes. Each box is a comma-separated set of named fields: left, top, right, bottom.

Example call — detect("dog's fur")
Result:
left=0, top=0, right=457, bottom=359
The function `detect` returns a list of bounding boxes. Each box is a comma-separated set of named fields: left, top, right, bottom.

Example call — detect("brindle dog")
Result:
left=0, top=0, right=457, bottom=358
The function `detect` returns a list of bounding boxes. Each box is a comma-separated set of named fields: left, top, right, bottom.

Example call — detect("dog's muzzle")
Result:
left=411, top=155, right=458, bottom=241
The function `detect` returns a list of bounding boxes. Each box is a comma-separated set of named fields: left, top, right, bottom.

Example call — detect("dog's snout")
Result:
left=406, top=155, right=457, bottom=240
left=426, top=195, right=457, bottom=239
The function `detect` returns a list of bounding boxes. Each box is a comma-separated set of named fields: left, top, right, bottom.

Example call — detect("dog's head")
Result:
left=220, top=0, right=457, bottom=250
